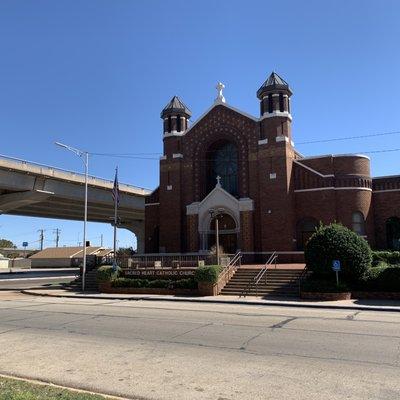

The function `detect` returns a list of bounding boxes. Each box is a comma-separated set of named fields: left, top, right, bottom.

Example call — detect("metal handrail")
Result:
left=219, top=251, right=242, bottom=282
left=240, top=251, right=277, bottom=298
left=298, top=265, right=309, bottom=294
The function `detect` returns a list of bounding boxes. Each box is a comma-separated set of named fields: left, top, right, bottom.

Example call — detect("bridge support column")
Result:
left=120, top=221, right=145, bottom=254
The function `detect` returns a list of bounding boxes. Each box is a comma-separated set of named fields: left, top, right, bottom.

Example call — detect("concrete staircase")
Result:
left=71, top=269, right=98, bottom=291
left=220, top=268, right=304, bottom=297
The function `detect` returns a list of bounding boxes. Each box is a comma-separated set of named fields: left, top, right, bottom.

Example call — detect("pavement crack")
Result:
left=270, top=317, right=296, bottom=329
left=170, top=323, right=213, bottom=339
left=240, top=330, right=265, bottom=350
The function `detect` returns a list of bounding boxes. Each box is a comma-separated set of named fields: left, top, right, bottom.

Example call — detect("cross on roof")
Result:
left=215, top=82, right=226, bottom=104
left=216, top=175, right=222, bottom=187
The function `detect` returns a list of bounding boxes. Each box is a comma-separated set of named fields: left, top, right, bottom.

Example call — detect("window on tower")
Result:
left=268, top=95, right=273, bottom=113
left=279, top=93, right=284, bottom=112
left=176, top=116, right=181, bottom=132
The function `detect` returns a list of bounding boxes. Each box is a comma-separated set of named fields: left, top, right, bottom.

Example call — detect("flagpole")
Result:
left=113, top=167, right=118, bottom=269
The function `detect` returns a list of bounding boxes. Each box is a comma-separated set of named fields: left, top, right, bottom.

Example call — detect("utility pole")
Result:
left=53, top=228, right=61, bottom=247
left=100, top=234, right=103, bottom=247
left=38, top=229, right=45, bottom=251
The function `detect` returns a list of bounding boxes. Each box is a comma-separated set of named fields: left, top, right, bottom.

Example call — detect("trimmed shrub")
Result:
left=147, top=279, right=171, bottom=288
left=305, top=223, right=372, bottom=283
left=357, top=266, right=400, bottom=292
left=174, top=277, right=197, bottom=289
left=111, top=277, right=197, bottom=289
left=96, top=265, right=121, bottom=283
left=111, top=278, right=146, bottom=287
left=194, top=265, right=223, bottom=284
left=372, top=251, right=400, bottom=267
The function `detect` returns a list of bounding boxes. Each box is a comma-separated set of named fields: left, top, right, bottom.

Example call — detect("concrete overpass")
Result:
left=0, top=155, right=151, bottom=252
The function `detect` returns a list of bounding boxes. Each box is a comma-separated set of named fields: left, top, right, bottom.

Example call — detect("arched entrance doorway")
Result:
left=208, top=213, right=238, bottom=254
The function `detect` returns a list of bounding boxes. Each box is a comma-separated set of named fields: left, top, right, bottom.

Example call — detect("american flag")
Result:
left=112, top=167, right=120, bottom=205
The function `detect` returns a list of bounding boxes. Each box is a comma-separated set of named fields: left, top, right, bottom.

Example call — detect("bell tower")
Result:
left=158, top=96, right=191, bottom=252
left=161, top=96, right=191, bottom=158
left=256, top=72, right=296, bottom=251
left=257, top=72, right=293, bottom=144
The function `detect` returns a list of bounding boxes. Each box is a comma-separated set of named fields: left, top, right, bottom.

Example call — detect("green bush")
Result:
left=194, top=265, right=223, bottom=283
left=111, top=278, right=149, bottom=288
left=174, top=277, right=197, bottom=289
left=111, top=277, right=197, bottom=289
left=96, top=265, right=121, bottom=283
left=305, top=223, right=372, bottom=283
left=147, top=279, right=171, bottom=288
left=357, top=266, right=400, bottom=292
left=372, top=251, right=400, bottom=267
left=301, top=278, right=350, bottom=293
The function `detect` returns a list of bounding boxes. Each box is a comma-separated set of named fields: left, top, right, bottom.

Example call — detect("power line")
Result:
left=296, top=130, right=400, bottom=145
left=90, top=129, right=400, bottom=156
left=88, top=147, right=400, bottom=162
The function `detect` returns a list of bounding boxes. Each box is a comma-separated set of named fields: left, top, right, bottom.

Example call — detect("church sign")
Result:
left=124, top=268, right=195, bottom=278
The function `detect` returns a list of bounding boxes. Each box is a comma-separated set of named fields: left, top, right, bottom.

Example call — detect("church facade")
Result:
left=144, top=73, right=400, bottom=254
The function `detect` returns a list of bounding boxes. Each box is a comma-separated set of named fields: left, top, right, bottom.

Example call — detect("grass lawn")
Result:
left=0, top=376, right=109, bottom=400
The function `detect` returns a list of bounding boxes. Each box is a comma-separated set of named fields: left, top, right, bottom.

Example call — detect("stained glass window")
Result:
left=207, top=141, right=238, bottom=196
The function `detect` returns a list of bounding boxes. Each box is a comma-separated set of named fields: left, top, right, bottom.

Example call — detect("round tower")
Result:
left=257, top=72, right=293, bottom=143
left=161, top=96, right=191, bottom=137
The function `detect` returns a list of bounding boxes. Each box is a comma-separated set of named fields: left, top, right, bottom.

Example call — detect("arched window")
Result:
left=386, top=217, right=400, bottom=250
left=279, top=93, right=284, bottom=112
left=210, top=213, right=236, bottom=231
left=352, top=212, right=366, bottom=236
left=296, top=218, right=319, bottom=250
left=209, top=213, right=237, bottom=254
left=206, top=141, right=238, bottom=196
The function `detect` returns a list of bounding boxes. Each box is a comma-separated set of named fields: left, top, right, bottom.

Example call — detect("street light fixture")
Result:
left=209, top=207, right=225, bottom=265
left=55, top=142, right=89, bottom=292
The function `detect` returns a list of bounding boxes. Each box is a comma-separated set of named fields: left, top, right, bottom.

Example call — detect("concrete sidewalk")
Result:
left=21, top=288, right=400, bottom=312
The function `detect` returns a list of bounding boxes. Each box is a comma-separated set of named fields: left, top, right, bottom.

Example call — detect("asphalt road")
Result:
left=0, top=269, right=77, bottom=290
left=0, top=292, right=399, bottom=400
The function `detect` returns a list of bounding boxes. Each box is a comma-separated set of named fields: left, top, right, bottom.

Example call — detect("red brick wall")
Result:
left=373, top=191, right=400, bottom=248
left=145, top=101, right=399, bottom=253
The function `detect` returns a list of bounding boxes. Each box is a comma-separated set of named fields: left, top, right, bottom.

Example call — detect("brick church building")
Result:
left=144, top=72, right=400, bottom=254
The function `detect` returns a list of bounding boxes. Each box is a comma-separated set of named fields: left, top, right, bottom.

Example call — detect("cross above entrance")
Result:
left=216, top=175, right=222, bottom=187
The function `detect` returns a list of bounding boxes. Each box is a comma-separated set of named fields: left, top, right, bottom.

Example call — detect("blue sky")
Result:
left=0, top=0, right=399, bottom=249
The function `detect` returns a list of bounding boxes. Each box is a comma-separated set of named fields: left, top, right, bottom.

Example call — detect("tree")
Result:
left=116, top=247, right=136, bottom=257
left=305, top=223, right=372, bottom=283
left=0, top=239, right=16, bottom=249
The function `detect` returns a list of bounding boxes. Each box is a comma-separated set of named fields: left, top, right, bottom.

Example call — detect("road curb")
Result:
left=20, top=289, right=400, bottom=312
left=0, top=372, right=134, bottom=400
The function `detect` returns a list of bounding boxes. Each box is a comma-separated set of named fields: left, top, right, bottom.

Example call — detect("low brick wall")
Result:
left=99, top=282, right=198, bottom=296
left=197, top=268, right=236, bottom=296
left=301, top=291, right=351, bottom=301
left=351, top=291, right=400, bottom=300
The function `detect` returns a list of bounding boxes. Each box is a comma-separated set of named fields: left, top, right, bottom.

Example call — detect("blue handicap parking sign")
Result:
left=332, top=260, right=341, bottom=271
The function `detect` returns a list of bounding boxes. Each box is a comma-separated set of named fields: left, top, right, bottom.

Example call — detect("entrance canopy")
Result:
left=186, top=181, right=253, bottom=252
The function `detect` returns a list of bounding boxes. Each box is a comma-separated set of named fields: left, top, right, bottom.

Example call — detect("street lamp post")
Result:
left=55, top=142, right=89, bottom=292
left=209, top=207, right=225, bottom=265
